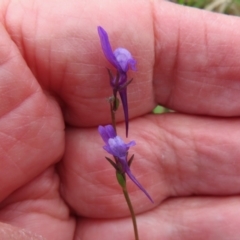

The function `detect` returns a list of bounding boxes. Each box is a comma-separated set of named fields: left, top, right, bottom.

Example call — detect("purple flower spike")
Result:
left=98, top=26, right=136, bottom=137
left=98, top=125, right=154, bottom=203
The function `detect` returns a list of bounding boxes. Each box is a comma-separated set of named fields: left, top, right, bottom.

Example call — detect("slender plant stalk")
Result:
left=122, top=184, right=139, bottom=240
left=110, top=99, right=117, bottom=134
left=110, top=92, right=139, bottom=240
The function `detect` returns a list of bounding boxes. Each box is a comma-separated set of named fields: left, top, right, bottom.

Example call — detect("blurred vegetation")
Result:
left=175, top=0, right=240, bottom=15
left=152, top=105, right=169, bottom=114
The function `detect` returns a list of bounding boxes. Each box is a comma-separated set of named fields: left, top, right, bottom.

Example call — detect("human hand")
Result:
left=0, top=0, right=240, bottom=239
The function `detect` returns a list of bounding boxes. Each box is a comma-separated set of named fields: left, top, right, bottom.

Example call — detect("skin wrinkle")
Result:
left=202, top=14, right=209, bottom=68
left=33, top=8, right=43, bottom=86
left=162, top=124, right=197, bottom=196
left=0, top=101, right=47, bottom=148
left=151, top=0, right=162, bottom=107
left=0, top=50, right=21, bottom=68
left=0, top=0, right=11, bottom=32
left=5, top=200, right=59, bottom=218
left=158, top=115, right=240, bottom=196
left=0, top=72, right=40, bottom=121
left=178, top=118, right=240, bottom=193
left=133, top=126, right=161, bottom=163
left=147, top=0, right=155, bottom=107
left=0, top=125, right=33, bottom=164
left=0, top=104, right=50, bottom=150
left=0, top=168, right=72, bottom=219
left=61, top=158, right=101, bottom=209
left=20, top=4, right=30, bottom=67
left=170, top=19, right=181, bottom=109
left=152, top=2, right=180, bottom=108
left=15, top=180, right=57, bottom=204
left=0, top=146, right=25, bottom=186
left=69, top=151, right=119, bottom=190
left=131, top=117, right=173, bottom=199
left=197, top=143, right=237, bottom=179
left=178, top=66, right=240, bottom=88
left=178, top=23, right=208, bottom=109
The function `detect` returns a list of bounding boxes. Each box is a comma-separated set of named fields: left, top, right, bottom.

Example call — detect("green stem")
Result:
left=110, top=101, right=117, bottom=134
left=122, top=185, right=139, bottom=240
left=110, top=94, right=119, bottom=134
left=110, top=91, right=138, bottom=239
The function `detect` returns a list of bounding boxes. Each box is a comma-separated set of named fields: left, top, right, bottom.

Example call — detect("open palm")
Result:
left=0, top=1, right=240, bottom=239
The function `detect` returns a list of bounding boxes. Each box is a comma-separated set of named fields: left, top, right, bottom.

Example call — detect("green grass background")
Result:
left=176, top=0, right=240, bottom=15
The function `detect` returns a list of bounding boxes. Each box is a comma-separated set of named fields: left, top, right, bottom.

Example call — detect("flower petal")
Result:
left=108, top=136, right=128, bottom=158
left=98, top=125, right=116, bottom=144
left=125, top=140, right=136, bottom=148
left=123, top=163, right=154, bottom=203
left=103, top=145, right=115, bottom=156
left=97, top=26, right=121, bottom=70
left=114, top=48, right=137, bottom=72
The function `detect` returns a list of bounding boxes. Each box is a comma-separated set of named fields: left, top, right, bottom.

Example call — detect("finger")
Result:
left=0, top=22, right=64, bottom=201
left=2, top=0, right=155, bottom=126
left=6, top=1, right=240, bottom=127
left=0, top=168, right=75, bottom=240
left=153, top=1, right=240, bottom=116
left=76, top=196, right=240, bottom=240
left=59, top=113, right=240, bottom=217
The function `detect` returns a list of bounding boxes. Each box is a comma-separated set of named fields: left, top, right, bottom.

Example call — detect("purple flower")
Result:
left=98, top=26, right=136, bottom=137
left=98, top=125, right=153, bottom=203
left=97, top=26, right=136, bottom=73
